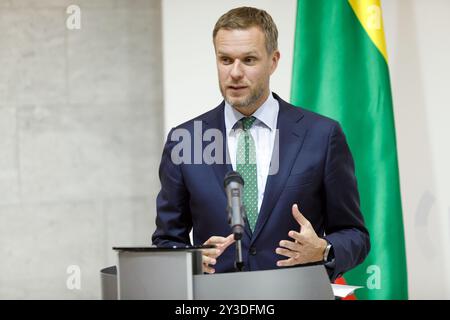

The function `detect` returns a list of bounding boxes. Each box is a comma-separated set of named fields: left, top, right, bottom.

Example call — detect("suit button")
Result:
left=250, top=247, right=257, bottom=256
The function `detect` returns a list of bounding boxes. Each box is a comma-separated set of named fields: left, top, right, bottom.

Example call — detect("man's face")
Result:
left=214, top=26, right=280, bottom=113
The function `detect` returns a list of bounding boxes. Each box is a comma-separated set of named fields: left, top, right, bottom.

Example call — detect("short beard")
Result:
left=223, top=85, right=265, bottom=110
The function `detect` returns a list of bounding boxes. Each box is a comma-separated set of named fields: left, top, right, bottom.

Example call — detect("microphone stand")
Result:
left=233, top=207, right=246, bottom=272
left=234, top=236, right=244, bottom=272
left=223, top=171, right=246, bottom=272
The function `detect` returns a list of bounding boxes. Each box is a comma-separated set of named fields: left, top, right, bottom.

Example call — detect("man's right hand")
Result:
left=202, top=234, right=235, bottom=274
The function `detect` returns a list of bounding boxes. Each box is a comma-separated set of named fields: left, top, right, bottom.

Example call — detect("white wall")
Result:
left=0, top=0, right=163, bottom=299
left=162, top=0, right=297, bottom=133
left=162, top=0, right=450, bottom=299
left=383, top=0, right=450, bottom=299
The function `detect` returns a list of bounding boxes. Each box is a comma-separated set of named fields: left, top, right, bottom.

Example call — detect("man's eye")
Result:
left=245, top=57, right=256, bottom=64
left=221, top=57, right=232, bottom=64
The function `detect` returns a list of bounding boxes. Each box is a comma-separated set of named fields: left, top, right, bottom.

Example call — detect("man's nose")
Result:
left=230, top=60, right=244, bottom=80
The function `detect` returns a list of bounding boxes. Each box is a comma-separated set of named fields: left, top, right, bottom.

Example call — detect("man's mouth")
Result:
left=228, top=85, right=248, bottom=91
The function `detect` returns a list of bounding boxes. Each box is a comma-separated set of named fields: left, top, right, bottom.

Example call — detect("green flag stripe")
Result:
left=291, top=0, right=408, bottom=299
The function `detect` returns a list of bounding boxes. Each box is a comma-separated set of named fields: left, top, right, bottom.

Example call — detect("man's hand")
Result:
left=202, top=234, right=235, bottom=274
left=276, top=204, right=327, bottom=267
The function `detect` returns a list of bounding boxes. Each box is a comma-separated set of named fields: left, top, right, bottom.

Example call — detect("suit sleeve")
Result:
left=151, top=129, right=193, bottom=247
left=323, top=122, right=371, bottom=281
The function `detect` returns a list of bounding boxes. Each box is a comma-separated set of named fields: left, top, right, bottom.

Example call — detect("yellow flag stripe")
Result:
left=348, top=0, right=388, bottom=62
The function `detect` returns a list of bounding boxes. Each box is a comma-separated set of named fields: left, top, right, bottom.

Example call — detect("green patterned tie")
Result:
left=236, top=116, right=258, bottom=232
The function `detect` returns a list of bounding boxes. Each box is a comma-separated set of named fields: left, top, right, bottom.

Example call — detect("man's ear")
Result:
left=270, top=50, right=281, bottom=75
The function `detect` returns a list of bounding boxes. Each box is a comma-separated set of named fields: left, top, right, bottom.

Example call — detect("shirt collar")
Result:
left=224, top=92, right=279, bottom=134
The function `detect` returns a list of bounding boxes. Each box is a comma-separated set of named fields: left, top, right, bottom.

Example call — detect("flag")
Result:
left=290, top=0, right=408, bottom=299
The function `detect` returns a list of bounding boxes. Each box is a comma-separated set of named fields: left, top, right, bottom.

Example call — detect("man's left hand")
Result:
left=276, top=204, right=328, bottom=267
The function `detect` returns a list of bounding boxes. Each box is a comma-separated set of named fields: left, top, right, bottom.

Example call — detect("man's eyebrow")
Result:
left=217, top=51, right=259, bottom=56
left=243, top=52, right=259, bottom=56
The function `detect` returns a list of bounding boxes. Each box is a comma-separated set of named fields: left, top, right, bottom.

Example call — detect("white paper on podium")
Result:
left=331, top=284, right=363, bottom=298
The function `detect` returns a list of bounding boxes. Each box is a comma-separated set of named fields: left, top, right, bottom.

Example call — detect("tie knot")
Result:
left=240, top=116, right=256, bottom=131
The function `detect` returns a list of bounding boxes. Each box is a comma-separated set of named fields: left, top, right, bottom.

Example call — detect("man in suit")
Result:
left=152, top=7, right=370, bottom=281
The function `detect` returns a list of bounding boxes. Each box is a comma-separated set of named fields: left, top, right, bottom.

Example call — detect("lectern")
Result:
left=100, top=247, right=334, bottom=300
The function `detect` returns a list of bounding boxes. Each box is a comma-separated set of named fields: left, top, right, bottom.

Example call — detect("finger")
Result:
left=275, top=247, right=298, bottom=259
left=220, top=234, right=236, bottom=248
left=279, top=239, right=302, bottom=252
left=214, top=234, right=234, bottom=250
left=276, top=257, right=296, bottom=267
left=204, top=236, right=229, bottom=245
left=203, top=264, right=215, bottom=274
left=277, top=255, right=307, bottom=267
left=287, top=230, right=305, bottom=243
left=202, top=255, right=216, bottom=266
left=225, top=234, right=235, bottom=242
left=201, top=248, right=221, bottom=257
left=292, top=204, right=310, bottom=227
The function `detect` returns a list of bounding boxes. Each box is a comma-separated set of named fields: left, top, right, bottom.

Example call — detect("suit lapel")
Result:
left=202, top=102, right=232, bottom=194
left=250, top=96, right=307, bottom=245
left=203, top=102, right=253, bottom=239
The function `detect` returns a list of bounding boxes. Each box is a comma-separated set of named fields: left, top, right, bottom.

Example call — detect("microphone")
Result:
left=224, top=171, right=246, bottom=240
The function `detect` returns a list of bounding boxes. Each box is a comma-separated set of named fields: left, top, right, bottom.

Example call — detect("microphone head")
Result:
left=224, top=171, right=244, bottom=188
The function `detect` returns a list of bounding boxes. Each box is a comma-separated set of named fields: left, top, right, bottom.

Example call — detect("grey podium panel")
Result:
left=100, top=266, right=117, bottom=300
left=105, top=248, right=334, bottom=300
left=117, top=251, right=194, bottom=300
left=194, top=265, right=334, bottom=300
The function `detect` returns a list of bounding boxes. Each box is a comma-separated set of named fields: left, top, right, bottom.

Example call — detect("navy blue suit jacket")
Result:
left=152, top=93, right=370, bottom=281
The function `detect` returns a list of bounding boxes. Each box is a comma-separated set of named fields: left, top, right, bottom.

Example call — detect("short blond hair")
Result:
left=213, top=6, right=278, bottom=54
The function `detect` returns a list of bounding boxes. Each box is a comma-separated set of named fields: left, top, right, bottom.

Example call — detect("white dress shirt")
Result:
left=224, top=92, right=279, bottom=212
